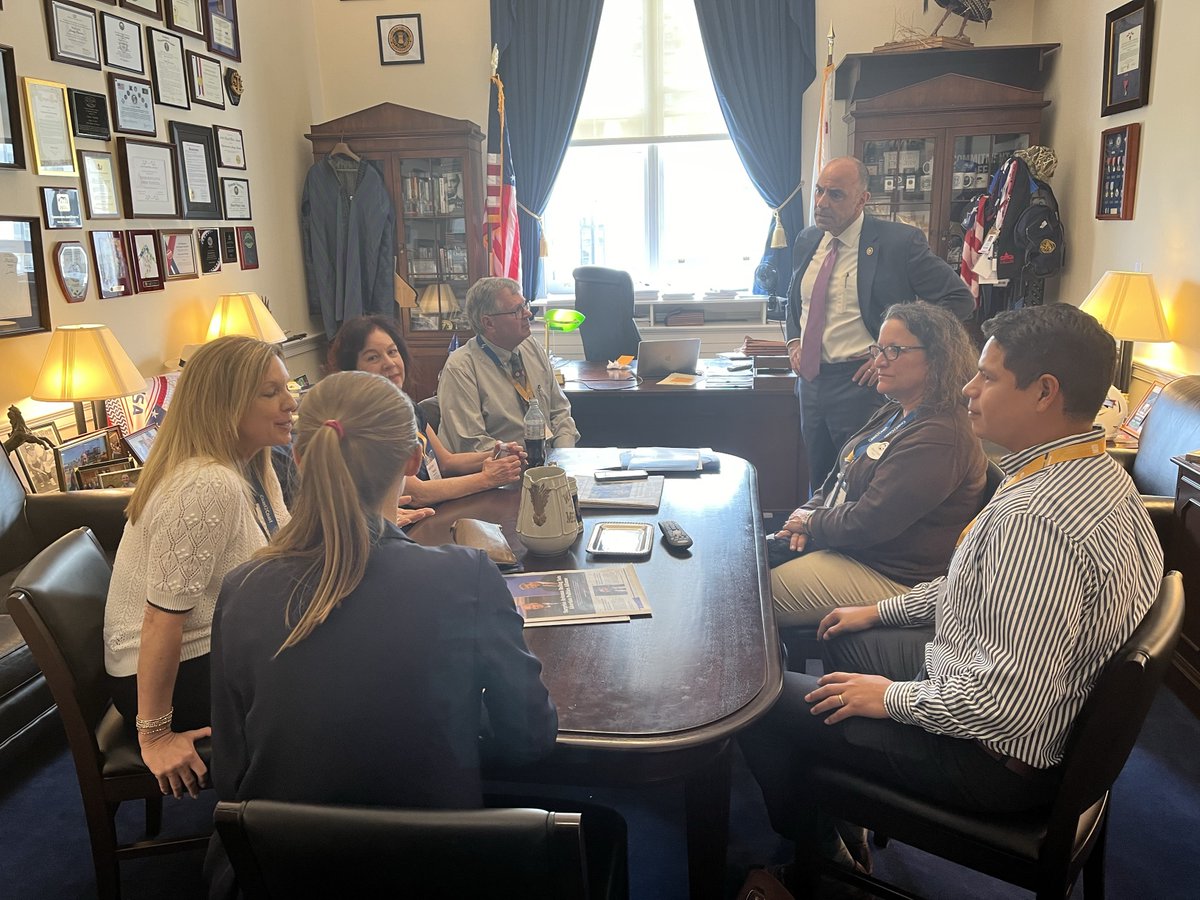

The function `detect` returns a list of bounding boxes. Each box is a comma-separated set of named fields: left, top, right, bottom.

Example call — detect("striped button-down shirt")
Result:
left=877, top=429, right=1162, bottom=768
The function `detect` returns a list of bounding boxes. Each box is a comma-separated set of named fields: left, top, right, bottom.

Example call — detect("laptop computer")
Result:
left=635, top=338, right=702, bottom=378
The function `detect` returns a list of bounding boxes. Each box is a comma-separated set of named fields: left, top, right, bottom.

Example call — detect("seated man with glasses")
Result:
left=768, top=302, right=987, bottom=630
left=437, top=277, right=580, bottom=453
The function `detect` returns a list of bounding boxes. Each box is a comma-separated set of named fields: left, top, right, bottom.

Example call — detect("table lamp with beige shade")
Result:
left=1080, top=271, right=1171, bottom=392
left=179, top=292, right=287, bottom=364
left=30, top=324, right=145, bottom=436
left=418, top=282, right=458, bottom=323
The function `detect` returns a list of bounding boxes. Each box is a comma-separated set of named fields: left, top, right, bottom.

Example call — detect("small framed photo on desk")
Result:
left=1121, top=380, right=1167, bottom=439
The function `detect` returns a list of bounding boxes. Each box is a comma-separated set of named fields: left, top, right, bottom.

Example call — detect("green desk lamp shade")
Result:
left=543, top=308, right=584, bottom=360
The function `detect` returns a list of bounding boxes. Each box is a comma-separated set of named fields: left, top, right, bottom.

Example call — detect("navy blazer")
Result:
left=784, top=215, right=974, bottom=344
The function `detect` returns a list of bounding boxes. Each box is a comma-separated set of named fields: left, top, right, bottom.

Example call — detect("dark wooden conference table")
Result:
left=406, top=448, right=783, bottom=900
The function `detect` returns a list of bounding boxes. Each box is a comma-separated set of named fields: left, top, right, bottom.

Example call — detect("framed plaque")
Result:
left=22, top=78, right=78, bottom=176
left=2, top=46, right=28, bottom=170
left=221, top=176, right=251, bottom=219
left=127, top=228, right=165, bottom=292
left=101, top=12, right=145, bottom=74
left=197, top=227, right=222, bottom=273
left=0, top=216, right=51, bottom=339
left=108, top=72, right=156, bottom=137
left=377, top=14, right=424, bottom=66
left=213, top=124, right=245, bottom=169
left=206, top=0, right=240, bottom=62
left=169, top=120, right=219, bottom=218
left=148, top=27, right=189, bottom=109
left=44, top=0, right=102, bottom=70
left=1102, top=0, right=1154, bottom=117
left=166, top=0, right=205, bottom=40
left=41, top=186, right=84, bottom=229
left=119, top=0, right=163, bottom=20
left=1096, top=122, right=1141, bottom=221
left=79, top=149, right=122, bottom=219
left=90, top=229, right=134, bottom=299
left=117, top=137, right=179, bottom=218
left=219, top=226, right=238, bottom=263
left=187, top=50, right=225, bottom=109
left=158, top=228, right=198, bottom=280
left=54, top=241, right=90, bottom=303
left=237, top=225, right=258, bottom=270
left=68, top=88, right=111, bottom=140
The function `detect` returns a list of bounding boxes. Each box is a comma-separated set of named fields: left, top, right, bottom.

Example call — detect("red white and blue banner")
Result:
left=487, top=63, right=520, bottom=281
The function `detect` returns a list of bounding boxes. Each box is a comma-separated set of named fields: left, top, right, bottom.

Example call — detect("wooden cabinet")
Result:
left=1169, top=456, right=1200, bottom=717
left=306, top=103, right=485, bottom=401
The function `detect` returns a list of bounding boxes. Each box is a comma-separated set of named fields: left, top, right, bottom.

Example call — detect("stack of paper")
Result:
left=575, top=474, right=665, bottom=509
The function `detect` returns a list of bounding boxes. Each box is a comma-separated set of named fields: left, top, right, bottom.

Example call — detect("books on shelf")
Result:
left=575, top=474, right=665, bottom=510
left=503, top=565, right=651, bottom=627
left=660, top=291, right=696, bottom=301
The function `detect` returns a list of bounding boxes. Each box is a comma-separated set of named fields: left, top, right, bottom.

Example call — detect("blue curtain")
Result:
left=693, top=0, right=816, bottom=293
left=491, top=0, right=606, bottom=300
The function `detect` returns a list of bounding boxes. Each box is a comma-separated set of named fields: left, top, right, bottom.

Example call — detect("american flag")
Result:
left=487, top=65, right=520, bottom=281
left=807, top=27, right=835, bottom=226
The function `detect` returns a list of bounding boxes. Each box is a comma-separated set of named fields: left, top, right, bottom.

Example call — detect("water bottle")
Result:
left=523, top=399, right=546, bottom=467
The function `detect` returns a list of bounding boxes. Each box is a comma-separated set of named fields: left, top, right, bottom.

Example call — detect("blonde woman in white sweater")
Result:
left=104, top=336, right=295, bottom=800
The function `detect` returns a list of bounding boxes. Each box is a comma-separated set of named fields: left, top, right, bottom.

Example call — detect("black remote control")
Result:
left=658, top=520, right=693, bottom=550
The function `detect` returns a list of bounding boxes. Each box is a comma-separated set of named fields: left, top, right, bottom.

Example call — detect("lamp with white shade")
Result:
left=1079, top=271, right=1171, bottom=392
left=418, top=283, right=458, bottom=321
left=31, top=324, right=145, bottom=435
left=207, top=292, right=287, bottom=342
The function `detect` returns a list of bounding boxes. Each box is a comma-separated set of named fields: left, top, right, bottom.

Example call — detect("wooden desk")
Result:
left=559, top=360, right=806, bottom=522
left=406, top=449, right=783, bottom=899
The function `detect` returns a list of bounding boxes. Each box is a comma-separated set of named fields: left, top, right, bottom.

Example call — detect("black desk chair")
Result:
left=572, top=266, right=642, bottom=362
left=804, top=571, right=1184, bottom=900
left=215, top=799, right=623, bottom=899
left=8, top=528, right=211, bottom=900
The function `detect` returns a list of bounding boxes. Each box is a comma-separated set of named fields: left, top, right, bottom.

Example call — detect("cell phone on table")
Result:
left=594, top=469, right=649, bottom=482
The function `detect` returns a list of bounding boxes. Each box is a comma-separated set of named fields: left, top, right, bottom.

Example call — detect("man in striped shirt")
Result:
left=742, top=303, right=1162, bottom=874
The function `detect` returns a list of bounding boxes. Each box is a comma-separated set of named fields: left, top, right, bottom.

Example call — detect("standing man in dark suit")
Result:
left=787, top=157, right=974, bottom=492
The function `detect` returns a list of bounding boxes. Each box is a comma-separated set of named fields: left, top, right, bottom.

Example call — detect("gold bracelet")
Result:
left=135, top=707, right=174, bottom=732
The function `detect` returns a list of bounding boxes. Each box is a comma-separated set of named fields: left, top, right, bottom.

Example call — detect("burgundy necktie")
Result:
left=799, top=237, right=841, bottom=382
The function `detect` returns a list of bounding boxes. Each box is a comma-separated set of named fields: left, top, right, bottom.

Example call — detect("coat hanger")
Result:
left=329, top=132, right=360, bottom=162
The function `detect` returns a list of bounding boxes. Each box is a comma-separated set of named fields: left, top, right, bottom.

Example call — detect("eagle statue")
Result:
left=925, top=0, right=993, bottom=39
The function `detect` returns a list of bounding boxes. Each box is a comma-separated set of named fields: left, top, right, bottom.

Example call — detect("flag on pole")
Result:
left=807, top=25, right=836, bottom=225
left=487, top=47, right=520, bottom=281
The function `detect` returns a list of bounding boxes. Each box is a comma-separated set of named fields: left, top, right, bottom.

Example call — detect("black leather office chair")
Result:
left=215, top=799, right=625, bottom=899
left=572, top=266, right=642, bottom=362
left=804, top=571, right=1184, bottom=900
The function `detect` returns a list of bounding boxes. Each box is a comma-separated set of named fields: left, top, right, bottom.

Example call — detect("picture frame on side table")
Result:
left=165, top=0, right=205, bottom=40
left=186, top=50, right=225, bottom=109
left=237, top=225, right=258, bottom=269
left=78, top=149, right=122, bottom=219
left=219, top=226, right=238, bottom=263
left=22, top=77, right=78, bottom=176
left=123, top=423, right=158, bottom=464
left=68, top=88, right=112, bottom=140
left=90, top=229, right=135, bottom=298
left=127, top=228, right=165, bottom=292
left=40, top=186, right=84, bottom=229
left=197, top=227, right=222, bottom=273
left=158, top=228, right=199, bottom=280
left=0, top=216, right=50, bottom=338
left=1102, top=0, right=1154, bottom=117
left=147, top=27, right=189, bottom=109
left=55, top=426, right=124, bottom=491
left=101, top=11, right=145, bottom=74
left=168, top=119, right=219, bottom=218
left=98, top=467, right=141, bottom=488
left=43, top=0, right=102, bottom=71
left=221, top=177, right=251, bottom=219
left=213, top=124, right=245, bottom=168
left=117, top=137, right=179, bottom=218
left=53, top=241, right=90, bottom=303
left=206, top=0, right=240, bottom=62
left=1096, top=122, right=1141, bottom=220
left=1121, top=380, right=1167, bottom=439
left=119, top=0, right=163, bottom=22
left=377, top=14, right=424, bottom=66
left=108, top=72, right=156, bottom=136
left=15, top=439, right=61, bottom=494
left=1, top=45, right=25, bottom=170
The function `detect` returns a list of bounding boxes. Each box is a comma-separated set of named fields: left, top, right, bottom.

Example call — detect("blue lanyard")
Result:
left=246, top=468, right=279, bottom=538
left=846, top=408, right=918, bottom=464
left=476, top=335, right=534, bottom=406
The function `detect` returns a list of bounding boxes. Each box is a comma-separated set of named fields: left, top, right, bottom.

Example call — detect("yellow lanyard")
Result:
left=956, top=437, right=1106, bottom=547
left=477, top=337, right=535, bottom=405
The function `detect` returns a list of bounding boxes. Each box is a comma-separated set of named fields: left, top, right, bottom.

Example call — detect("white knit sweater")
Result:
left=103, top=457, right=289, bottom=678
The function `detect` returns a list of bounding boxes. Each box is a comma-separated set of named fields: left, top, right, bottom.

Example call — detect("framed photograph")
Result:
left=1121, top=380, right=1167, bottom=439
left=158, top=228, right=198, bottom=280
left=165, top=0, right=205, bottom=40
left=197, top=227, right=222, bottom=273
left=55, top=427, right=123, bottom=491
left=147, top=27, right=189, bottom=109
left=1096, top=122, right=1141, bottom=221
left=99, top=466, right=141, bottom=488
left=79, top=149, right=122, bottom=219
left=237, top=225, right=258, bottom=269
left=119, top=0, right=163, bottom=21
left=75, top=456, right=132, bottom=490
left=90, top=229, right=135, bottom=299
left=377, top=14, right=424, bottom=66
left=68, top=88, right=111, bottom=140
left=53, top=241, right=90, bottom=303
left=117, top=137, right=179, bottom=218
left=213, top=124, right=245, bottom=169
left=35, top=422, right=63, bottom=445
left=127, top=229, right=165, bottom=292
left=206, top=0, right=240, bottom=62
left=2, top=46, right=28, bottom=170
left=219, top=226, right=238, bottom=263
left=0, top=217, right=50, bottom=339
left=187, top=50, right=225, bottom=110
left=22, top=77, right=78, bottom=176
left=108, top=72, right=156, bottom=137
left=41, top=187, right=83, bottom=230
left=44, top=0, right=101, bottom=70
left=14, top=440, right=61, bottom=494
left=167, top=120, right=219, bottom=219
left=123, top=423, right=158, bottom=464
left=1102, top=0, right=1154, bottom=117
left=221, top=177, right=251, bottom=219
left=101, top=12, right=145, bottom=74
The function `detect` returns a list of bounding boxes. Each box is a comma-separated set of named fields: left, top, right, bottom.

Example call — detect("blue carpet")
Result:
left=3, top=688, right=1198, bottom=899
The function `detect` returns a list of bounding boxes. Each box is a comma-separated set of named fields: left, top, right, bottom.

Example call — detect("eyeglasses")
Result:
left=487, top=300, right=532, bottom=318
left=868, top=343, right=926, bottom=361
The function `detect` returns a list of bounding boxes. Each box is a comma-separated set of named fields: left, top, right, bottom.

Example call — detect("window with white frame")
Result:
left=540, top=0, right=768, bottom=295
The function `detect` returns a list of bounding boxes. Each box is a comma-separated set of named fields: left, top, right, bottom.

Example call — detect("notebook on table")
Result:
left=635, top=338, right=701, bottom=377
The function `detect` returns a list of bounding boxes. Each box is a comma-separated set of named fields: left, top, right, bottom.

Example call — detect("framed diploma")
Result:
left=44, top=0, right=102, bottom=71
left=221, top=177, right=251, bottom=220
left=127, top=229, right=165, bottom=292
left=108, top=72, right=156, bottom=137
left=213, top=124, right=245, bottom=169
left=168, top=120, right=219, bottom=219
left=101, top=12, right=145, bottom=75
left=187, top=50, right=225, bottom=109
left=148, top=27, right=189, bottom=109
left=1, top=45, right=26, bottom=170
left=22, top=78, right=78, bottom=176
left=79, top=149, right=122, bottom=219
left=90, top=230, right=134, bottom=299
left=197, top=227, right=222, bottom=273
left=41, top=186, right=84, bottom=230
left=54, top=241, right=90, bottom=303
left=119, top=0, right=163, bottom=21
left=219, top=226, right=238, bottom=263
left=68, top=88, right=111, bottom=140
left=158, top=229, right=198, bottom=280
left=0, top=216, right=51, bottom=339
left=117, top=137, right=179, bottom=218
left=206, top=0, right=240, bottom=62
left=166, top=0, right=205, bottom=41
left=236, top=225, right=258, bottom=270
left=1102, top=0, right=1154, bottom=117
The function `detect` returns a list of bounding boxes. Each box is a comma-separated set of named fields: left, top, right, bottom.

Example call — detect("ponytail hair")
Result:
left=256, top=371, right=419, bottom=653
